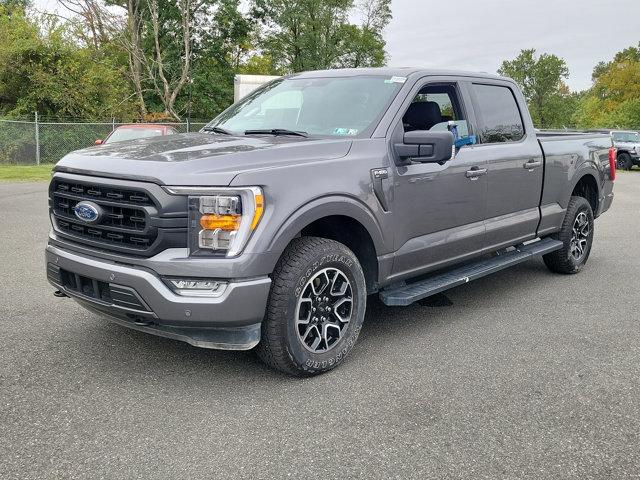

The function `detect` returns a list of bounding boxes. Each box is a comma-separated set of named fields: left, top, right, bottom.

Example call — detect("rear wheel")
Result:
left=543, top=196, right=594, bottom=274
left=617, top=152, right=633, bottom=170
left=256, top=237, right=367, bottom=376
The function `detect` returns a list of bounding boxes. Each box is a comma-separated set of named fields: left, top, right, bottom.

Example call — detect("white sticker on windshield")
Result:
left=333, top=128, right=359, bottom=136
left=385, top=76, right=407, bottom=84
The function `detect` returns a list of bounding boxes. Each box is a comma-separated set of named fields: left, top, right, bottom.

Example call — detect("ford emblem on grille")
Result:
left=73, top=201, right=102, bottom=224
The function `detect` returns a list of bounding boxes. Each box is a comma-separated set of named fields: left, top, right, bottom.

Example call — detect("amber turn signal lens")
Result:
left=199, top=214, right=241, bottom=231
left=251, top=194, right=264, bottom=230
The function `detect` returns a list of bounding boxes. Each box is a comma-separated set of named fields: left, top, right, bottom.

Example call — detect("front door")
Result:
left=389, top=81, right=488, bottom=281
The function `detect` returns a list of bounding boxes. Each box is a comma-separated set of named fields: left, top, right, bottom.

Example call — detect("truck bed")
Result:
left=536, top=131, right=614, bottom=230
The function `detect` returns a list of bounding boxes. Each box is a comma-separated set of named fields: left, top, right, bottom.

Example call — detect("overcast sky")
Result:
left=385, top=0, right=640, bottom=92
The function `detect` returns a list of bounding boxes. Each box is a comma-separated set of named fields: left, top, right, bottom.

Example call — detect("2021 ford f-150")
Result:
left=46, top=68, right=616, bottom=375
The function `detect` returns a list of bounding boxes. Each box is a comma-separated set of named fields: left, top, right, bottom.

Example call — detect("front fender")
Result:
left=266, top=195, right=389, bottom=257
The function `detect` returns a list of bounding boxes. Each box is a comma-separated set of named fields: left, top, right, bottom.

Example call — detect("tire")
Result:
left=543, top=196, right=594, bottom=274
left=617, top=152, right=633, bottom=170
left=256, top=237, right=367, bottom=376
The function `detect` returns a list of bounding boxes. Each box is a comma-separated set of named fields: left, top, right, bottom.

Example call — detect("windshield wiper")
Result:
left=202, top=126, right=233, bottom=135
left=244, top=128, right=308, bottom=138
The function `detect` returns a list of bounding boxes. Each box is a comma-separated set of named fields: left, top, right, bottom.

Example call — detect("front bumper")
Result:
left=45, top=243, right=271, bottom=350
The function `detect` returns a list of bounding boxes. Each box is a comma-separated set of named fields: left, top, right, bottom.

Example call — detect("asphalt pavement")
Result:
left=1, top=173, right=639, bottom=479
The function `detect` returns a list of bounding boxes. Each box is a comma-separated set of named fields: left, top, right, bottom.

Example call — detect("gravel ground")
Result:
left=1, top=173, right=639, bottom=479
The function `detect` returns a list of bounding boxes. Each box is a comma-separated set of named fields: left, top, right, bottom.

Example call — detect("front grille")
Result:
left=54, top=195, right=147, bottom=231
left=52, top=180, right=156, bottom=251
left=48, top=263, right=150, bottom=312
left=50, top=176, right=187, bottom=256
left=54, top=181, right=153, bottom=206
left=55, top=218, right=153, bottom=249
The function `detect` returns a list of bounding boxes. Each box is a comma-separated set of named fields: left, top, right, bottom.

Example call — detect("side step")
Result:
left=379, top=238, right=563, bottom=307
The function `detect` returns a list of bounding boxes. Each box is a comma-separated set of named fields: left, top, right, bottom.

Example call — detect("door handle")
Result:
left=466, top=167, right=488, bottom=180
left=523, top=159, right=543, bottom=170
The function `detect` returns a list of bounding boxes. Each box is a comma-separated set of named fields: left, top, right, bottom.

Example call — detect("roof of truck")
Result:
left=291, top=67, right=509, bottom=82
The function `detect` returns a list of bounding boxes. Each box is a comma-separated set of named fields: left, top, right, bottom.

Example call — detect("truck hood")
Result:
left=614, top=141, right=640, bottom=149
left=54, top=133, right=353, bottom=186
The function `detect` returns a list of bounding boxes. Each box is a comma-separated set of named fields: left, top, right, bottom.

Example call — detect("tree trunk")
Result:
left=148, top=0, right=192, bottom=120
left=127, top=0, right=147, bottom=117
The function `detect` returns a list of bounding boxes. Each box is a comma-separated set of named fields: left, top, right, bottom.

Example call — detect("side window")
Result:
left=472, top=84, right=524, bottom=143
left=403, top=84, right=474, bottom=146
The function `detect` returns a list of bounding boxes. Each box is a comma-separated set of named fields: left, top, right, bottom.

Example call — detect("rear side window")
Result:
left=472, top=84, right=524, bottom=143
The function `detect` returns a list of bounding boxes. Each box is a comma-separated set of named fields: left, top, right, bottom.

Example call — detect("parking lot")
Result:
left=1, top=173, right=639, bottom=479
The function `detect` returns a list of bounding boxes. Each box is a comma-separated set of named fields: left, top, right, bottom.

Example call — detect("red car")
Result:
left=95, top=124, right=178, bottom=145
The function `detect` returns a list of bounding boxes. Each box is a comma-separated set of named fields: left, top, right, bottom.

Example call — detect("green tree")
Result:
left=498, top=49, right=570, bottom=128
left=0, top=7, right=135, bottom=119
left=188, top=0, right=255, bottom=118
left=0, top=0, right=29, bottom=10
left=104, top=0, right=252, bottom=119
left=574, top=43, right=640, bottom=129
left=250, top=0, right=391, bottom=73
left=1, top=0, right=395, bottom=122
left=592, top=43, right=640, bottom=82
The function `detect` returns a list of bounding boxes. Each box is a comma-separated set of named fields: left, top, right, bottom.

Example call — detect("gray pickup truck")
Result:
left=46, top=68, right=616, bottom=376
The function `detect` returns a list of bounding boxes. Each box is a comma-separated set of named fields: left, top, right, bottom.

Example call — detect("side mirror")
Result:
left=395, top=130, right=454, bottom=163
left=94, top=139, right=103, bottom=145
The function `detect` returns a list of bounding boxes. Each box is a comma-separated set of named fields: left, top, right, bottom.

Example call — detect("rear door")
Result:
left=469, top=82, right=543, bottom=251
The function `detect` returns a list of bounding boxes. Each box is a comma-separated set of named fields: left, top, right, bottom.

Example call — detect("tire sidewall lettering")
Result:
left=303, top=324, right=362, bottom=370
left=294, top=254, right=354, bottom=297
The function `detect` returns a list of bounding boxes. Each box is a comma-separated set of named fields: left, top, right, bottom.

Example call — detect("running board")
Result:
left=379, top=238, right=563, bottom=307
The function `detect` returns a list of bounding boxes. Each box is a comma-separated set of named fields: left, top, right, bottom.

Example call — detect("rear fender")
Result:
left=566, top=165, right=602, bottom=211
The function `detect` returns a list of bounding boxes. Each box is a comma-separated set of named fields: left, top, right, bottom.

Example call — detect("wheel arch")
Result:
left=267, top=197, right=388, bottom=293
left=570, top=172, right=600, bottom=216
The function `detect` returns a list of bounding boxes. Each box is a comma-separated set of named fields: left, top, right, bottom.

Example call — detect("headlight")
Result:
left=163, top=186, right=264, bottom=257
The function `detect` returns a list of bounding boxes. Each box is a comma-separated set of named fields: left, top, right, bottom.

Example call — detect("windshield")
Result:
left=208, top=76, right=405, bottom=137
left=612, top=131, right=640, bottom=143
left=105, top=127, right=167, bottom=144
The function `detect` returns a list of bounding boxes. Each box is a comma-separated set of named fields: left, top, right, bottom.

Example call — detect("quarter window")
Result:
left=472, top=84, right=525, bottom=143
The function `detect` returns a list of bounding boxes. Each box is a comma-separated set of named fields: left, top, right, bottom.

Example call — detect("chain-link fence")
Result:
left=0, top=115, right=209, bottom=165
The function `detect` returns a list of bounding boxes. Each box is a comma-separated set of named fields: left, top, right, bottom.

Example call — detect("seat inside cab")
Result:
left=403, top=85, right=471, bottom=140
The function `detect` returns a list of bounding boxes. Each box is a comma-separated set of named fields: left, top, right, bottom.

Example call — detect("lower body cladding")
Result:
left=45, top=245, right=271, bottom=350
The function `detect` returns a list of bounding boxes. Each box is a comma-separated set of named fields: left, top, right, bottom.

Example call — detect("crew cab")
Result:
left=46, top=68, right=615, bottom=376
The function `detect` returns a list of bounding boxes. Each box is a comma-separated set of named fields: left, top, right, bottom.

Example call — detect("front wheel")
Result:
left=617, top=152, right=633, bottom=170
left=543, top=196, right=594, bottom=274
left=256, top=237, right=367, bottom=376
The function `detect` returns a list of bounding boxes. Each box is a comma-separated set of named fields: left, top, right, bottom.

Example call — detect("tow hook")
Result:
left=53, top=290, right=68, bottom=298
left=132, top=319, right=153, bottom=326
left=126, top=314, right=153, bottom=326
